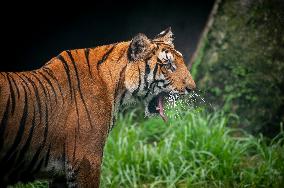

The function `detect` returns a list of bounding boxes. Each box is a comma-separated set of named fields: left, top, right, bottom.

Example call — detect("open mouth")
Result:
left=147, top=92, right=168, bottom=122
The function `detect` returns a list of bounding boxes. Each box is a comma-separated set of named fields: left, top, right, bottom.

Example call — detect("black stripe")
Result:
left=84, top=48, right=92, bottom=78
left=38, top=71, right=58, bottom=104
left=74, top=87, right=80, bottom=131
left=144, top=62, right=150, bottom=89
left=144, top=80, right=165, bottom=100
left=163, top=81, right=171, bottom=88
left=156, top=85, right=163, bottom=90
left=15, top=105, right=36, bottom=167
left=114, top=65, right=127, bottom=99
left=26, top=98, right=49, bottom=173
left=97, top=45, right=116, bottom=68
left=25, top=141, right=44, bottom=173
left=9, top=74, right=20, bottom=99
left=110, top=116, right=116, bottom=133
left=57, top=54, right=73, bottom=100
left=66, top=50, right=93, bottom=128
left=0, top=97, right=10, bottom=152
left=132, top=66, right=141, bottom=96
left=30, top=72, right=50, bottom=102
left=26, top=146, right=42, bottom=173
left=117, top=47, right=127, bottom=63
left=153, top=63, right=159, bottom=81
left=152, top=79, right=166, bottom=84
left=73, top=128, right=78, bottom=162
left=66, top=51, right=83, bottom=131
left=43, top=101, right=49, bottom=145
left=6, top=75, right=16, bottom=114
left=148, top=79, right=165, bottom=92
left=33, top=80, right=49, bottom=158
left=146, top=63, right=160, bottom=94
left=110, top=47, right=127, bottom=100
left=1, top=86, right=28, bottom=162
left=68, top=51, right=83, bottom=131
left=119, top=90, right=127, bottom=107
left=42, top=67, right=64, bottom=102
left=144, top=89, right=151, bottom=100
left=44, top=143, right=52, bottom=167
left=14, top=73, right=32, bottom=95
left=21, top=74, right=44, bottom=123
left=32, top=157, right=44, bottom=174
left=30, top=72, right=50, bottom=103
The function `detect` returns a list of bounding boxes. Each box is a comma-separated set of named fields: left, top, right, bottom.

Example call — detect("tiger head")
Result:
left=124, top=28, right=196, bottom=121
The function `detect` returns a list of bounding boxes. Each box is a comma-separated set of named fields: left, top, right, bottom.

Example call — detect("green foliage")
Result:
left=100, top=108, right=284, bottom=187
left=9, top=180, right=48, bottom=188
left=191, top=0, right=284, bottom=133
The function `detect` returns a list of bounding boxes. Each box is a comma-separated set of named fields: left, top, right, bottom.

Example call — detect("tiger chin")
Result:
left=0, top=27, right=195, bottom=187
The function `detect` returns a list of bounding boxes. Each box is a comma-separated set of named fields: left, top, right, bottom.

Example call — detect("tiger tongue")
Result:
left=156, top=96, right=168, bottom=122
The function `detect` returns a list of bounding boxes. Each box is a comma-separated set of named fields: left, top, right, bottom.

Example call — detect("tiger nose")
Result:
left=184, top=76, right=196, bottom=93
left=188, top=79, right=196, bottom=90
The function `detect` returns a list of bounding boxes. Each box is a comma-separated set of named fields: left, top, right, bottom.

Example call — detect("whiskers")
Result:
left=164, top=89, right=214, bottom=120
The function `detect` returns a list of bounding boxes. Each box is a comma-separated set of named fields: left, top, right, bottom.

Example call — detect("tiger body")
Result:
left=0, top=28, right=195, bottom=187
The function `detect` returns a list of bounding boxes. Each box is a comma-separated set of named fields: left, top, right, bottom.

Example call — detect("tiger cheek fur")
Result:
left=0, top=27, right=195, bottom=188
left=124, top=63, right=141, bottom=93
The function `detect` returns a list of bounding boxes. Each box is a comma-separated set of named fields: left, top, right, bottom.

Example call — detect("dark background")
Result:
left=0, top=0, right=214, bottom=71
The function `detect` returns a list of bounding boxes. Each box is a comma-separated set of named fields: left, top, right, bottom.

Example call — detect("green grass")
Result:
left=100, top=108, right=284, bottom=188
left=11, top=106, right=284, bottom=188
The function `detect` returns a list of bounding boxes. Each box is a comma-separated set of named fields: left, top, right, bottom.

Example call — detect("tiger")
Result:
left=0, top=27, right=196, bottom=187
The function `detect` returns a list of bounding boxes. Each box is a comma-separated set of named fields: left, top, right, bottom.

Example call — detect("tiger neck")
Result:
left=42, top=44, right=130, bottom=131
left=95, top=43, right=131, bottom=130
left=100, top=73, right=128, bottom=132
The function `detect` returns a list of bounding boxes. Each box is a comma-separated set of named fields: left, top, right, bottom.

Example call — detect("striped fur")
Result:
left=0, top=28, right=195, bottom=187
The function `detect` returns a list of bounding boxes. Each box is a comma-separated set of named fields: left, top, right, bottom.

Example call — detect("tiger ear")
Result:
left=153, top=27, right=174, bottom=47
left=128, top=33, right=152, bottom=61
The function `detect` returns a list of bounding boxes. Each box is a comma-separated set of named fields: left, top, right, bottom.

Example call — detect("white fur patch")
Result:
left=159, top=30, right=165, bottom=35
left=175, top=50, right=183, bottom=57
left=156, top=73, right=165, bottom=80
left=40, top=157, right=65, bottom=178
left=158, top=51, right=174, bottom=62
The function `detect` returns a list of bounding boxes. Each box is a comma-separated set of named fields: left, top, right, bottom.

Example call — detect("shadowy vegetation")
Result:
left=192, top=0, right=284, bottom=134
